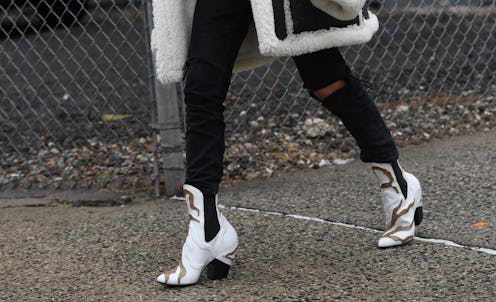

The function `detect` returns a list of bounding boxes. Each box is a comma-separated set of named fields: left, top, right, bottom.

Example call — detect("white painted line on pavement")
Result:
left=221, top=205, right=496, bottom=256
left=413, top=237, right=496, bottom=256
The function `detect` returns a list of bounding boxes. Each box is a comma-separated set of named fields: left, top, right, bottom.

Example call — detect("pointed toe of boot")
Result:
left=156, top=273, right=166, bottom=284
left=377, top=237, right=394, bottom=248
left=377, top=236, right=413, bottom=248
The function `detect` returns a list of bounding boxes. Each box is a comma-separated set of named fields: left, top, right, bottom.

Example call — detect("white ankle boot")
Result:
left=371, top=162, right=423, bottom=248
left=157, top=184, right=238, bottom=286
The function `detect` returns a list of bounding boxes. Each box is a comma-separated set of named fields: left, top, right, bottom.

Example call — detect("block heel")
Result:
left=414, top=206, right=423, bottom=226
left=207, top=258, right=231, bottom=280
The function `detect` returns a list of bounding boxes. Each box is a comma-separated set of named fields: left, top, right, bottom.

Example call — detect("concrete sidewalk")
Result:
left=1, top=130, right=495, bottom=301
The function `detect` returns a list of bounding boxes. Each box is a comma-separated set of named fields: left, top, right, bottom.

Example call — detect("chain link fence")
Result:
left=223, top=0, right=496, bottom=181
left=0, top=0, right=156, bottom=192
left=1, top=1, right=495, bottom=192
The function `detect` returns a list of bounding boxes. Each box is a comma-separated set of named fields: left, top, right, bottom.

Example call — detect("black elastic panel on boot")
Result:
left=204, top=195, right=220, bottom=242
left=392, top=161, right=408, bottom=199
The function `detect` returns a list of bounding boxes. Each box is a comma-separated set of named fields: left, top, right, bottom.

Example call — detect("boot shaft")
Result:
left=183, top=184, right=221, bottom=242
left=371, top=162, right=407, bottom=199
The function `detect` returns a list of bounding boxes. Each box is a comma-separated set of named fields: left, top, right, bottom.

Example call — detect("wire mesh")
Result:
left=0, top=0, right=155, bottom=191
left=223, top=0, right=496, bottom=181
left=1, top=1, right=495, bottom=190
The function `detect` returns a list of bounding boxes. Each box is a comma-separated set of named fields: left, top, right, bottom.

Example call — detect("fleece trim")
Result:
left=251, top=0, right=378, bottom=57
left=151, top=0, right=196, bottom=84
left=151, top=0, right=378, bottom=84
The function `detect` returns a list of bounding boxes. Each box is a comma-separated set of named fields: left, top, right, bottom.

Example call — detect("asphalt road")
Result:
left=1, top=129, right=495, bottom=301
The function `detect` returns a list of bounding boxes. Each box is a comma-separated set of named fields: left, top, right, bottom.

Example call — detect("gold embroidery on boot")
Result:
left=372, top=166, right=400, bottom=193
left=226, top=247, right=238, bottom=261
left=385, top=234, right=414, bottom=244
left=189, top=213, right=200, bottom=223
left=389, top=199, right=415, bottom=228
left=384, top=220, right=414, bottom=238
left=184, top=188, right=200, bottom=217
left=163, top=266, right=177, bottom=284
left=177, top=261, right=186, bottom=285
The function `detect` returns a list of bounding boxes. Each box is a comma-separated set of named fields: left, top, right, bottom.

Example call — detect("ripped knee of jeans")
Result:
left=310, top=75, right=374, bottom=102
left=310, top=79, right=348, bottom=101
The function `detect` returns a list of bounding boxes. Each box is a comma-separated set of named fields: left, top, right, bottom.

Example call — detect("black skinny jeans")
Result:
left=185, top=0, right=398, bottom=195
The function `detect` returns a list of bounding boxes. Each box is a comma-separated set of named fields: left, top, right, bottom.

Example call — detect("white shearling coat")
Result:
left=151, top=0, right=379, bottom=84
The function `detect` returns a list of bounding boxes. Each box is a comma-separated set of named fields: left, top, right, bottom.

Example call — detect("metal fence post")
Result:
left=155, top=83, right=185, bottom=196
left=142, top=0, right=185, bottom=197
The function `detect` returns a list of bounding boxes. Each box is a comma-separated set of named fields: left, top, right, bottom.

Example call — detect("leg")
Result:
left=293, top=48, right=422, bottom=248
left=293, top=48, right=398, bottom=163
left=185, top=0, right=253, bottom=196
left=157, top=0, right=252, bottom=286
